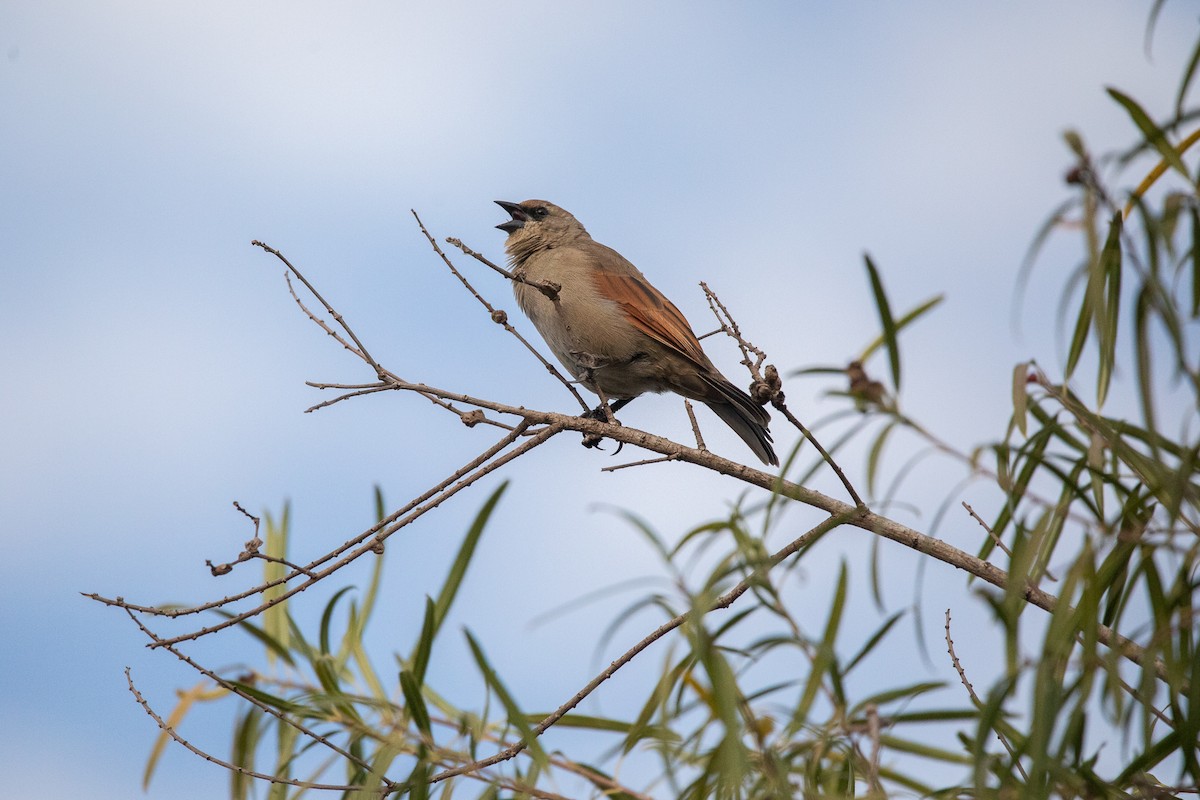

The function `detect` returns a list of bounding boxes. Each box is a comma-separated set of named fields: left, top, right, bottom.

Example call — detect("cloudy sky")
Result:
left=1, top=2, right=1194, bottom=798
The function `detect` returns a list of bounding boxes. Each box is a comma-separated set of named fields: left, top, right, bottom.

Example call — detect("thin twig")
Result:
left=124, top=609, right=387, bottom=784
left=963, top=501, right=1058, bottom=582
left=700, top=280, right=767, bottom=381
left=254, top=241, right=380, bottom=371
left=283, top=270, right=366, bottom=362
left=87, top=422, right=544, bottom=623
left=699, top=283, right=866, bottom=507
left=945, top=609, right=1029, bottom=781
left=86, top=388, right=1167, bottom=680
left=413, top=212, right=588, bottom=412
left=772, top=388, right=866, bottom=509
left=601, top=454, right=681, bottom=472
left=126, top=668, right=365, bottom=792
left=683, top=399, right=708, bottom=452
left=445, top=236, right=561, bottom=300
left=141, top=423, right=561, bottom=648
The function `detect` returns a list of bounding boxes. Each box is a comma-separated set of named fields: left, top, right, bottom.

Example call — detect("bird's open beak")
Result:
left=495, top=200, right=527, bottom=233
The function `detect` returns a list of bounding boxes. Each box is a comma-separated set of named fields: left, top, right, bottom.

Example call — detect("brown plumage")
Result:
left=495, top=199, right=777, bottom=466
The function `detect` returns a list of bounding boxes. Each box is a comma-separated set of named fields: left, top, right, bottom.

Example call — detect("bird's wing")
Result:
left=590, top=268, right=710, bottom=368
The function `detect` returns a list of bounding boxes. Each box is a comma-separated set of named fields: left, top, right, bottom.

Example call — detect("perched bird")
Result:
left=495, top=199, right=778, bottom=466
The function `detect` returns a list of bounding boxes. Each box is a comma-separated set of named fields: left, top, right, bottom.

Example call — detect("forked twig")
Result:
left=700, top=282, right=865, bottom=508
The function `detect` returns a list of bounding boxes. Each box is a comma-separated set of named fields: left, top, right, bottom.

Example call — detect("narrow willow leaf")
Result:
left=319, top=585, right=354, bottom=656
left=877, top=734, right=973, bottom=764
left=1191, top=206, right=1200, bottom=318
left=230, top=708, right=259, bottom=800
left=573, top=763, right=641, bottom=800
left=433, top=481, right=508, bottom=633
left=1107, top=87, right=1190, bottom=179
left=1012, top=362, right=1029, bottom=437
left=795, top=562, right=847, bottom=723
left=214, top=613, right=297, bottom=667
left=1088, top=431, right=1106, bottom=516
left=858, top=294, right=944, bottom=364
left=142, top=680, right=209, bottom=789
left=844, top=610, right=903, bottom=674
left=1177, top=34, right=1200, bottom=117
left=882, top=709, right=979, bottom=723
left=851, top=681, right=945, bottom=714
left=347, top=609, right=388, bottom=703
left=226, top=680, right=310, bottom=716
left=865, top=419, right=898, bottom=497
left=522, top=712, right=679, bottom=740
left=410, top=597, right=437, bottom=686
left=863, top=254, right=901, bottom=390
left=339, top=487, right=389, bottom=669
left=1097, top=213, right=1123, bottom=407
left=262, top=504, right=291, bottom=664
left=464, top=629, right=548, bottom=768
left=1134, top=289, right=1160, bottom=453
left=623, top=655, right=692, bottom=753
left=399, top=669, right=432, bottom=737
left=1116, top=729, right=1182, bottom=782
left=1065, top=275, right=1093, bottom=380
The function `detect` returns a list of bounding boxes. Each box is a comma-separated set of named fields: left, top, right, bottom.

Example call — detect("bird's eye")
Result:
left=534, top=207, right=549, bottom=218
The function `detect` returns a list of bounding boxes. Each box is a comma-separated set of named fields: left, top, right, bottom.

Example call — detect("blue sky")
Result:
left=1, top=3, right=1195, bottom=797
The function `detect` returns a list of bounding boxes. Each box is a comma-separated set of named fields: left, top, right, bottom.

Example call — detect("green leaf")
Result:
left=226, top=681, right=311, bottom=716
left=464, top=628, right=548, bottom=768
left=1191, top=206, right=1200, bottom=318
left=572, top=763, right=642, bottom=800
left=1107, top=87, right=1190, bottom=179
left=214, top=613, right=297, bottom=668
left=795, top=561, right=847, bottom=724
left=1177, top=34, right=1200, bottom=118
left=1097, top=213, right=1123, bottom=407
left=399, top=669, right=432, bottom=738
left=434, top=482, right=508, bottom=632
left=877, top=734, right=973, bottom=764
left=863, top=254, right=902, bottom=390
left=262, top=504, right=291, bottom=663
left=1065, top=268, right=1093, bottom=380
left=844, top=610, right=903, bottom=674
left=319, top=585, right=355, bottom=656
left=851, top=681, right=945, bottom=714
left=865, top=419, right=898, bottom=497
left=1012, top=361, right=1029, bottom=437
left=229, top=708, right=259, bottom=800
left=522, top=712, right=679, bottom=740
left=859, top=293, right=944, bottom=365
left=410, top=597, right=437, bottom=687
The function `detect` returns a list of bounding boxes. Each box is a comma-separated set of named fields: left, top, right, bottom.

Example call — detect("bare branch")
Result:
left=963, top=501, right=1058, bottom=582
left=126, top=668, right=365, bottom=792
left=253, top=240, right=380, bottom=372
left=683, top=399, right=708, bottom=452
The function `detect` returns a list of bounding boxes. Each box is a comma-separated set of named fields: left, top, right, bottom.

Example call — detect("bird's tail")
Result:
left=703, top=377, right=778, bottom=466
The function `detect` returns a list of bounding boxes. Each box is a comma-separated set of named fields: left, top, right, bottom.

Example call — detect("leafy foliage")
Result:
left=139, top=14, right=1199, bottom=800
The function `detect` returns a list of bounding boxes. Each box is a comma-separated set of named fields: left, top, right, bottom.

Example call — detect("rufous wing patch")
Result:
left=591, top=271, right=708, bottom=367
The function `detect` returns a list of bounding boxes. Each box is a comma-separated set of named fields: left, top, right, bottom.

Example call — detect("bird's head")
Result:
left=495, top=199, right=589, bottom=263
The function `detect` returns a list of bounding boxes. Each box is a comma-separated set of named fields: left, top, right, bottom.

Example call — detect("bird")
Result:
left=495, top=199, right=778, bottom=466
